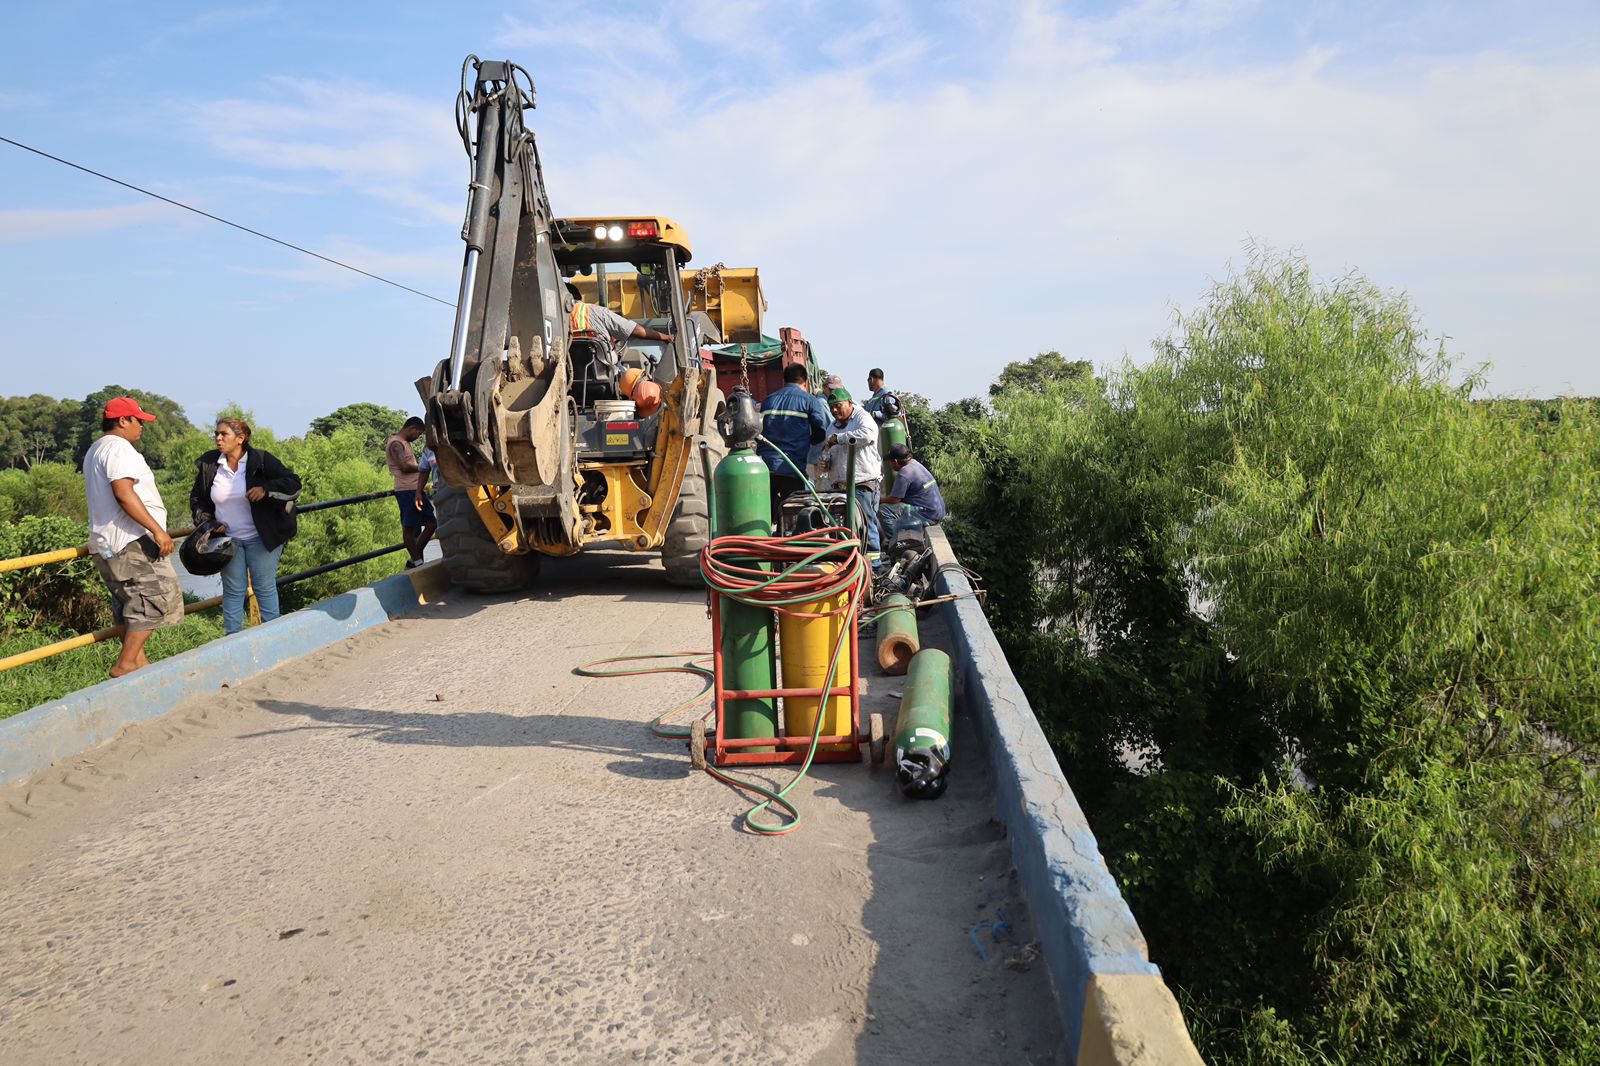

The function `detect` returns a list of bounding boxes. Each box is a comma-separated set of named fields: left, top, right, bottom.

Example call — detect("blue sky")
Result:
left=3, top=1, right=1597, bottom=435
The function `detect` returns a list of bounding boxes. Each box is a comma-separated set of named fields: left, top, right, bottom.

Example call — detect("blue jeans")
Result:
left=879, top=502, right=925, bottom=547
left=220, top=538, right=285, bottom=634
left=853, top=483, right=882, bottom=558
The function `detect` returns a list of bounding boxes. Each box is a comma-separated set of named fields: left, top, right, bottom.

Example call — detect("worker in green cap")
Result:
left=821, top=387, right=883, bottom=564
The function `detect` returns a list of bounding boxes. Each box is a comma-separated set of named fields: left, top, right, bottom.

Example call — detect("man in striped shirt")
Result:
left=565, top=282, right=674, bottom=369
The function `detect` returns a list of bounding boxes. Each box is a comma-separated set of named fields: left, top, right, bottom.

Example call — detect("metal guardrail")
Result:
left=0, top=490, right=408, bottom=674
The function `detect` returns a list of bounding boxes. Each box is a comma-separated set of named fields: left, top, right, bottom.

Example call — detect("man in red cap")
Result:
left=82, top=397, right=185, bottom=676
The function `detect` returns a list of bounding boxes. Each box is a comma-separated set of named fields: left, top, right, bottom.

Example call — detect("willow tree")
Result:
left=945, top=250, right=1600, bottom=1064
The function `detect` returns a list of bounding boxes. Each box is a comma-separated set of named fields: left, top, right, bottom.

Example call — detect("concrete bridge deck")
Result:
left=0, top=552, right=1061, bottom=1064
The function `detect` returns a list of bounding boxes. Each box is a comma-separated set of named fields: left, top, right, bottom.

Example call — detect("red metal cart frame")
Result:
left=704, top=585, right=865, bottom=767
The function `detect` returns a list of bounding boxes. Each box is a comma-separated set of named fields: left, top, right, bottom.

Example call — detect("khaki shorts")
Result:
left=92, top=538, right=186, bottom=632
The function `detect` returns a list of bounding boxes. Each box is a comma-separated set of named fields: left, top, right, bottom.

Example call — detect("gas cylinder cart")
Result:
left=690, top=416, right=886, bottom=772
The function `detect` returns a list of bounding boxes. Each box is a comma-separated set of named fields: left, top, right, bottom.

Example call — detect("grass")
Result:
left=0, top=611, right=229, bottom=720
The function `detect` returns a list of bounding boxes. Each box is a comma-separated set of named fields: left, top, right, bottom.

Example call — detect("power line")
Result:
left=0, top=135, right=456, bottom=308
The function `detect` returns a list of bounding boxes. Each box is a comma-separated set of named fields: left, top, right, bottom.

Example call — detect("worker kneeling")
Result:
left=879, top=443, right=946, bottom=546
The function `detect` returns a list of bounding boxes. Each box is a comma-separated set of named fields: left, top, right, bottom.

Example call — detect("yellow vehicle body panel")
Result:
left=682, top=266, right=765, bottom=344
left=570, top=265, right=765, bottom=344
left=558, top=215, right=692, bottom=261
left=504, top=374, right=691, bottom=555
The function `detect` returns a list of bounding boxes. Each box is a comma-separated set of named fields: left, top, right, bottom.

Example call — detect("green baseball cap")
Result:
left=828, top=387, right=853, bottom=403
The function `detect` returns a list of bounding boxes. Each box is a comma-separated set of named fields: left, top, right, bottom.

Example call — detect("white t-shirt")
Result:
left=83, top=435, right=168, bottom=559
left=211, top=459, right=259, bottom=542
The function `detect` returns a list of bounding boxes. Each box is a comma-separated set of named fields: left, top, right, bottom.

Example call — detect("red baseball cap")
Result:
left=103, top=397, right=158, bottom=421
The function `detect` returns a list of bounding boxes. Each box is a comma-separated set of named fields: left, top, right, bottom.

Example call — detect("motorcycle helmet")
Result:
left=179, top=520, right=236, bottom=577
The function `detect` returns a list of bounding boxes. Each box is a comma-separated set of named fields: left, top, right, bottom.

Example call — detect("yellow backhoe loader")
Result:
left=419, top=57, right=729, bottom=590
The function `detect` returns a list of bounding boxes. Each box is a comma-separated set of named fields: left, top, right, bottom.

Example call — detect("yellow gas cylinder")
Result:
left=779, top=564, right=855, bottom=753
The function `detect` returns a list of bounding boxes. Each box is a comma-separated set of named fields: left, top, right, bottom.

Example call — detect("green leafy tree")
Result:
left=308, top=402, right=412, bottom=453
left=899, top=392, right=986, bottom=470
left=0, top=515, right=107, bottom=637
left=72, top=386, right=196, bottom=470
left=988, top=351, right=1093, bottom=397
left=944, top=250, right=1600, bottom=1063
left=0, top=394, right=81, bottom=469
left=0, top=462, right=89, bottom=522
left=273, top=427, right=405, bottom=609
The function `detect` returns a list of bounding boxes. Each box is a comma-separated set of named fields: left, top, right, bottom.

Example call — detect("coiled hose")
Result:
left=577, top=526, right=867, bottom=836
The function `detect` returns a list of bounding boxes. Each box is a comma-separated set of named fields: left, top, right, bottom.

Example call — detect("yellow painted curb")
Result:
left=406, top=560, right=453, bottom=605
left=1077, top=973, right=1205, bottom=1065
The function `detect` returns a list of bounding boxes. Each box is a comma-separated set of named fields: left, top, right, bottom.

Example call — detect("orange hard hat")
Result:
left=633, top=380, right=663, bottom=417
left=618, top=367, right=645, bottom=396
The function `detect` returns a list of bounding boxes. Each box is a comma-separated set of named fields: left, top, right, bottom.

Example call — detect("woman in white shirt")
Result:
left=188, top=418, right=302, bottom=634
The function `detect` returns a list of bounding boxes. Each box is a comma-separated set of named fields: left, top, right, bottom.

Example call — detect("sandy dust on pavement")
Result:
left=0, top=552, right=1062, bottom=1064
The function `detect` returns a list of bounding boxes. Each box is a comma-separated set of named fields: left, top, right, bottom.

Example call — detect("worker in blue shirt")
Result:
left=757, top=362, right=829, bottom=521
left=862, top=368, right=899, bottom=423
left=880, top=443, right=947, bottom=544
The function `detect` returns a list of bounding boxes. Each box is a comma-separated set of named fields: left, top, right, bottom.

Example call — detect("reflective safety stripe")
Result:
left=763, top=409, right=808, bottom=417
left=571, top=303, right=591, bottom=332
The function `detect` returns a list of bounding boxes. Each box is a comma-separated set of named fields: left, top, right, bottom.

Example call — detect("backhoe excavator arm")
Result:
left=420, top=57, right=581, bottom=549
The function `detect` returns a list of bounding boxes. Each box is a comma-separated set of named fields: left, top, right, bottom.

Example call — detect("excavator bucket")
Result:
left=421, top=58, right=583, bottom=551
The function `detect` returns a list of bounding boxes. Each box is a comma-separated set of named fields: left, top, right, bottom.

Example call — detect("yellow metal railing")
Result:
left=0, top=595, right=223, bottom=673
left=0, top=527, right=194, bottom=575
left=1, top=490, right=405, bottom=676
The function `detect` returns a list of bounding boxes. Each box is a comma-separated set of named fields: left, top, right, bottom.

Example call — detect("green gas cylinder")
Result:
left=878, top=416, right=909, bottom=486
left=713, top=445, right=778, bottom=748
left=892, top=648, right=953, bottom=799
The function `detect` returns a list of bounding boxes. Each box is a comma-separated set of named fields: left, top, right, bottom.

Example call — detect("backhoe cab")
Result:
left=419, top=57, right=724, bottom=591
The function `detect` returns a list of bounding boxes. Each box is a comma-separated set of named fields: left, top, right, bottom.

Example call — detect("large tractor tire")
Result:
left=662, top=433, right=727, bottom=587
left=434, top=485, right=542, bottom=593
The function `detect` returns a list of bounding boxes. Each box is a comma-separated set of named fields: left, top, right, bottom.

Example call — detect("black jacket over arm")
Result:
left=189, top=447, right=302, bottom=551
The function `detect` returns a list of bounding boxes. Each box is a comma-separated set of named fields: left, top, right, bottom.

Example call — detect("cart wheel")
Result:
left=869, top=713, right=887, bottom=766
left=690, top=718, right=708, bottom=771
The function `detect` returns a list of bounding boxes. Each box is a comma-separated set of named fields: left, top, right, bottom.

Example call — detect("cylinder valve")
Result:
left=722, top=387, right=763, bottom=450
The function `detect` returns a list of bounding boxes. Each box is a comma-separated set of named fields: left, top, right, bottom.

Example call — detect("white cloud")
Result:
left=193, top=79, right=463, bottom=225
left=508, top=4, right=1599, bottom=399
left=0, top=202, right=172, bottom=242
left=176, top=2, right=1600, bottom=399
left=0, top=90, right=45, bottom=111
left=227, top=238, right=455, bottom=297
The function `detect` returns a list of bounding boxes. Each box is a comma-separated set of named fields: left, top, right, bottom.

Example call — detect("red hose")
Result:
left=699, top=526, right=870, bottom=612
left=698, top=526, right=870, bottom=835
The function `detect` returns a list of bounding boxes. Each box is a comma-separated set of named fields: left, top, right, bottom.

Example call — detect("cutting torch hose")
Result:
left=573, top=652, right=715, bottom=739
left=575, top=526, right=867, bottom=836
left=700, top=526, right=869, bottom=835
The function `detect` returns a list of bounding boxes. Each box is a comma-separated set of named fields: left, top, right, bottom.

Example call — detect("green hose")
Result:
left=578, top=506, right=865, bottom=835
